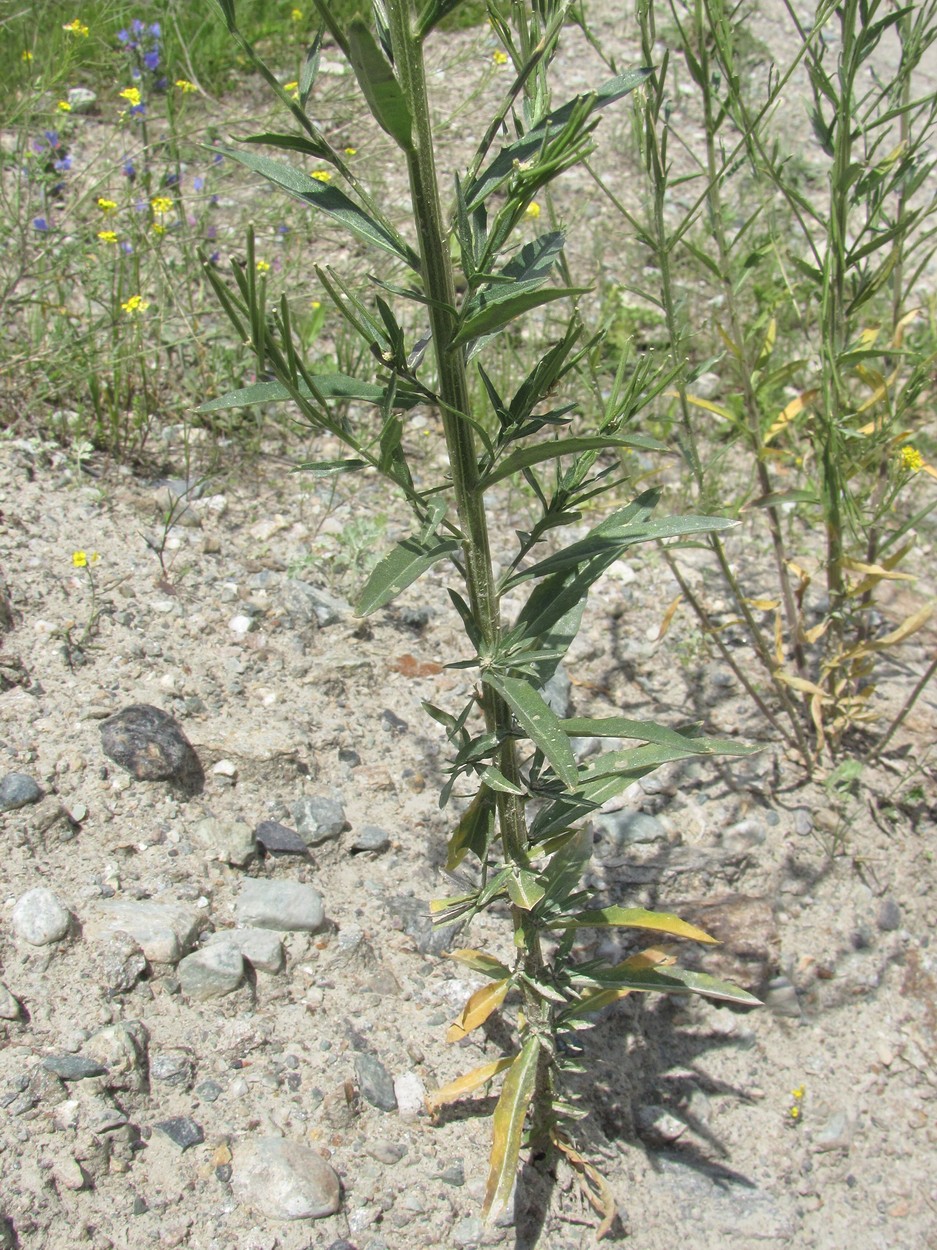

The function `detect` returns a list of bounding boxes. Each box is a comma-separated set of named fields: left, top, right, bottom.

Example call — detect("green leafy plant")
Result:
left=202, top=0, right=760, bottom=1230
left=591, top=0, right=937, bottom=766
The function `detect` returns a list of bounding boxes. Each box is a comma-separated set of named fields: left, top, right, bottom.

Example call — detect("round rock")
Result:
left=233, top=1136, right=341, bottom=1220
left=0, top=773, right=43, bottom=811
left=99, top=703, right=204, bottom=794
left=12, top=888, right=71, bottom=945
left=178, top=944, right=244, bottom=1000
left=290, top=795, right=346, bottom=847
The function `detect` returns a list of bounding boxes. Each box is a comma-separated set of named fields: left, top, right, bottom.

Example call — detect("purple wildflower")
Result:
left=121, top=241, right=133, bottom=254
left=205, top=224, right=218, bottom=239
left=117, top=28, right=130, bottom=44
left=44, top=130, right=60, bottom=147
left=192, top=175, right=205, bottom=192
left=143, top=49, right=160, bottom=71
left=122, top=160, right=136, bottom=180
left=33, top=217, right=49, bottom=231
left=149, top=22, right=161, bottom=37
left=131, top=18, right=145, bottom=35
left=54, top=156, right=72, bottom=173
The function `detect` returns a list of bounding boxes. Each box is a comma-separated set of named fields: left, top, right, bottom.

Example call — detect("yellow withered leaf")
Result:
left=681, top=393, right=737, bottom=423
left=424, top=1055, right=515, bottom=1115
left=549, top=905, right=717, bottom=944
left=483, top=1036, right=540, bottom=1219
left=868, top=603, right=933, bottom=650
left=656, top=593, right=683, bottom=641
left=841, top=557, right=914, bottom=581
left=776, top=670, right=830, bottom=700
left=446, top=977, right=510, bottom=1043
left=764, top=389, right=817, bottom=445
left=446, top=948, right=512, bottom=979
left=552, top=1130, right=617, bottom=1240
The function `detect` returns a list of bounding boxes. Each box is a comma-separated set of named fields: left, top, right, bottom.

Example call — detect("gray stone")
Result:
left=793, top=809, right=813, bottom=836
left=0, top=772, right=42, bottom=811
left=41, top=1055, right=108, bottom=1081
left=233, top=1136, right=341, bottom=1220
left=86, top=899, right=201, bottom=964
left=155, top=1116, right=204, bottom=1151
left=877, top=899, right=901, bottom=932
left=290, top=795, right=346, bottom=847
left=593, top=809, right=666, bottom=853
left=636, top=1103, right=687, bottom=1143
left=452, top=1216, right=485, bottom=1247
left=85, top=1021, right=149, bottom=1092
left=95, top=933, right=147, bottom=995
left=436, top=1161, right=465, bottom=1186
left=812, top=1108, right=854, bottom=1153
left=764, top=976, right=801, bottom=1018
left=254, top=820, right=308, bottom=856
left=388, top=894, right=459, bottom=956
left=354, top=1053, right=397, bottom=1112
left=66, top=86, right=97, bottom=113
left=0, top=982, right=21, bottom=1019
left=150, top=1053, right=196, bottom=1088
left=195, top=1079, right=222, bottom=1102
left=283, top=580, right=351, bottom=628
left=350, top=825, right=390, bottom=855
left=100, top=704, right=203, bottom=794
left=236, top=879, right=325, bottom=932
left=179, top=944, right=244, bottom=1000
left=366, top=1139, right=407, bottom=1165
left=206, top=927, right=284, bottom=974
left=192, top=816, right=255, bottom=867
left=12, top=887, right=71, bottom=945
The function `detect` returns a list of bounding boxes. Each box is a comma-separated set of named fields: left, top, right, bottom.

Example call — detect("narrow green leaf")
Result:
left=196, top=374, right=422, bottom=413
left=296, top=459, right=367, bottom=476
left=560, top=717, right=757, bottom=756
left=466, top=70, right=651, bottom=210
left=484, top=673, right=577, bottom=788
left=299, top=30, right=322, bottom=105
left=239, top=130, right=332, bottom=161
left=506, top=868, right=546, bottom=910
left=356, top=534, right=461, bottom=615
left=221, top=147, right=420, bottom=270
left=453, top=287, right=589, bottom=348
left=482, top=434, right=666, bottom=486
left=446, top=787, right=496, bottom=870
left=447, top=949, right=512, bottom=979
left=480, top=765, right=527, bottom=796
left=346, top=19, right=413, bottom=149
left=575, top=962, right=762, bottom=1007
left=483, top=1036, right=540, bottom=1219
left=548, top=905, right=717, bottom=944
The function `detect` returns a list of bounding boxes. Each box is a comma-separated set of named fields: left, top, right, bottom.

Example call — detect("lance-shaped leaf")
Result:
left=506, top=868, right=546, bottom=910
left=220, top=146, right=420, bottom=271
left=560, top=716, right=757, bottom=755
left=571, top=961, right=762, bottom=1007
left=453, top=286, right=589, bottom=348
left=347, top=19, right=413, bottom=149
left=446, top=787, right=496, bottom=870
left=447, top=977, right=511, bottom=1042
left=447, top=949, right=512, bottom=979
left=482, top=433, right=666, bottom=487
left=196, top=373, right=423, bottom=413
left=424, top=1056, right=516, bottom=1115
left=484, top=672, right=577, bottom=788
left=465, top=70, right=651, bottom=210
left=547, top=905, right=717, bottom=944
left=560, top=947, right=677, bottom=1020
left=483, top=1036, right=540, bottom=1218
left=239, top=130, right=333, bottom=161
left=356, top=534, right=461, bottom=615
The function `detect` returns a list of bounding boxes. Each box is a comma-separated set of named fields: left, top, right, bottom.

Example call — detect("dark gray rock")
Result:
left=381, top=709, right=408, bottom=735
left=877, top=899, right=901, bottom=932
left=99, top=704, right=203, bottom=794
left=195, top=1079, right=223, bottom=1102
left=0, top=772, right=42, bottom=811
left=154, top=1116, right=204, bottom=1151
left=290, top=795, right=346, bottom=847
left=255, top=820, right=309, bottom=856
left=150, top=1053, right=196, bottom=1088
left=41, top=1055, right=108, bottom=1081
left=354, top=1053, right=397, bottom=1112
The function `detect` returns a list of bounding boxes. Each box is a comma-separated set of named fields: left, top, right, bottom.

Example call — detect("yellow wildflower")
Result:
left=72, top=550, right=88, bottom=568
left=119, top=86, right=142, bottom=108
left=255, top=259, right=271, bottom=273
left=344, top=146, right=357, bottom=155
left=22, top=50, right=33, bottom=62
left=97, top=230, right=118, bottom=244
left=311, top=169, right=331, bottom=183
left=63, top=19, right=89, bottom=36
left=151, top=224, right=166, bottom=236
left=121, top=294, right=149, bottom=316
left=175, top=78, right=197, bottom=93
left=311, top=300, right=321, bottom=309
left=493, top=49, right=508, bottom=65
left=57, top=100, right=72, bottom=112
left=900, top=445, right=924, bottom=473
left=284, top=81, right=298, bottom=91
left=150, top=196, right=173, bottom=215
left=97, top=197, right=117, bottom=213
left=525, top=201, right=541, bottom=219
left=291, top=7, right=304, bottom=19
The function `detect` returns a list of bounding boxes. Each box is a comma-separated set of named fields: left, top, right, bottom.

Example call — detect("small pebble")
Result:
left=0, top=772, right=42, bottom=811
left=290, top=795, right=346, bottom=847
left=178, top=944, right=244, bottom=1000
left=195, top=1079, right=223, bottom=1103
left=12, top=888, right=71, bottom=946
left=350, top=825, right=391, bottom=855
left=254, top=820, right=309, bottom=856
left=0, top=983, right=22, bottom=1020
left=41, top=1054, right=108, bottom=1081
left=354, top=1053, right=397, bottom=1112
left=877, top=899, right=901, bottom=932
left=154, top=1116, right=205, bottom=1151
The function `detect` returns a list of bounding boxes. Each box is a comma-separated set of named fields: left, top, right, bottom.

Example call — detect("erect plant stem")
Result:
left=386, top=1, right=549, bottom=1072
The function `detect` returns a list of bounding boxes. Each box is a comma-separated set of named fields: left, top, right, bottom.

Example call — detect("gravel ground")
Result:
left=2, top=3, right=937, bottom=1248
